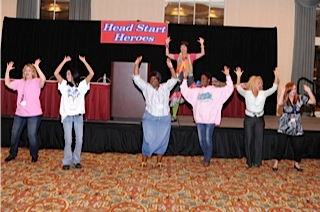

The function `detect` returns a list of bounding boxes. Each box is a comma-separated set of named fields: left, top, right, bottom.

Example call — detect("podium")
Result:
left=111, top=61, right=150, bottom=121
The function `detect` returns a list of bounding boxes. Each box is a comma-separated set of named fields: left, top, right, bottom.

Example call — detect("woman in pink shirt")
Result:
left=4, top=59, right=46, bottom=162
left=180, top=66, right=234, bottom=166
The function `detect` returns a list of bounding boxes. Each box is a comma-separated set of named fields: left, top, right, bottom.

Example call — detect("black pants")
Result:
left=244, top=115, right=264, bottom=166
left=275, top=133, right=303, bottom=162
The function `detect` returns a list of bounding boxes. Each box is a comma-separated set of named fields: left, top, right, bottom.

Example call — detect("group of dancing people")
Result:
left=4, top=37, right=316, bottom=172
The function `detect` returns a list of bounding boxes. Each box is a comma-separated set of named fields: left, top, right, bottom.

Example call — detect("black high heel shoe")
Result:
left=272, top=167, right=278, bottom=171
left=5, top=156, right=15, bottom=162
left=294, top=165, right=303, bottom=172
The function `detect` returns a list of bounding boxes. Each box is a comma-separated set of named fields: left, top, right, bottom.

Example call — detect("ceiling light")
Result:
left=48, top=3, right=62, bottom=12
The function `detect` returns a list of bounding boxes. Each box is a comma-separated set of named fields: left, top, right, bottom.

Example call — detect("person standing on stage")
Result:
left=133, top=56, right=178, bottom=167
left=272, top=82, right=316, bottom=171
left=180, top=66, right=234, bottom=167
left=54, top=55, right=94, bottom=170
left=4, top=59, right=46, bottom=162
left=235, top=67, right=280, bottom=168
left=165, top=36, right=205, bottom=122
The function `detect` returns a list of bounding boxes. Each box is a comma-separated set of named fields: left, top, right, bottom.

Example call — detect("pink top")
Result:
left=180, top=75, right=234, bottom=125
left=11, top=78, right=42, bottom=117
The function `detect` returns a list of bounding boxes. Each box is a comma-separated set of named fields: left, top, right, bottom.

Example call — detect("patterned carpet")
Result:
left=1, top=147, right=320, bottom=211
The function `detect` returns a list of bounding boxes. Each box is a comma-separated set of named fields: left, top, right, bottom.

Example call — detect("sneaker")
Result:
left=74, top=163, right=82, bottom=169
left=62, top=165, right=70, bottom=170
left=171, top=116, right=177, bottom=122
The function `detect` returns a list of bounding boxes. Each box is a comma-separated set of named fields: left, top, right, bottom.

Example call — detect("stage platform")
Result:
left=1, top=115, right=320, bottom=160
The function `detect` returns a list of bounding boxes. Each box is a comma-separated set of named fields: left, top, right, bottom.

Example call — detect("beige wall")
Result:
left=1, top=0, right=17, bottom=42
left=224, top=0, right=295, bottom=88
left=91, top=0, right=164, bottom=22
left=1, top=0, right=294, bottom=87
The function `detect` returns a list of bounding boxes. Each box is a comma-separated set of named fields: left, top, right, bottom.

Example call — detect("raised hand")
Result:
left=33, top=59, right=41, bottom=67
left=165, top=37, right=171, bottom=45
left=198, top=37, right=204, bottom=46
left=63, top=55, right=72, bottom=63
left=6, top=61, right=15, bottom=72
left=135, top=56, right=143, bottom=66
left=274, top=67, right=280, bottom=78
left=166, top=58, right=173, bottom=69
left=79, top=55, right=86, bottom=63
left=222, top=65, right=230, bottom=76
left=303, top=84, right=312, bottom=93
left=234, top=67, right=243, bottom=77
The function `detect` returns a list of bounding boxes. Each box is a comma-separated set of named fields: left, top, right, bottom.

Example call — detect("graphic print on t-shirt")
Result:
left=198, top=92, right=212, bottom=102
left=67, top=87, right=80, bottom=103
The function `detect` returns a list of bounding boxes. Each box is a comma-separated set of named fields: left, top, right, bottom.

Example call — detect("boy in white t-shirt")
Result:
left=54, top=55, right=94, bottom=170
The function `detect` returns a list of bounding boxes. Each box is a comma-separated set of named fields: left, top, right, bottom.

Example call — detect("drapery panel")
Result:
left=292, top=0, right=320, bottom=93
left=69, top=0, right=91, bottom=20
left=16, top=0, right=40, bottom=19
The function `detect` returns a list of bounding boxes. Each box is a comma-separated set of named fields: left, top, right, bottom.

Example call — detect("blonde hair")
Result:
left=246, top=75, right=263, bottom=91
left=22, top=64, right=38, bottom=79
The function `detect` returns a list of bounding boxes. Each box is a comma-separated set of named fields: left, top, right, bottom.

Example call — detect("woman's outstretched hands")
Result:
left=274, top=67, right=280, bottom=78
left=33, top=59, right=41, bottom=68
left=165, top=37, right=171, bottom=45
left=79, top=55, right=86, bottom=63
left=222, top=65, right=230, bottom=76
left=63, top=55, right=71, bottom=63
left=198, top=37, right=204, bottom=46
left=135, top=56, right=143, bottom=66
left=234, top=67, right=243, bottom=77
left=6, top=61, right=15, bottom=72
left=303, top=84, right=312, bottom=93
left=166, top=58, right=173, bottom=69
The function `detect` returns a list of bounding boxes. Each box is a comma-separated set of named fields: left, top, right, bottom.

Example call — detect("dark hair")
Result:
left=66, top=68, right=80, bottom=87
left=180, top=41, right=189, bottom=48
left=201, top=72, right=212, bottom=81
left=150, top=71, right=162, bottom=82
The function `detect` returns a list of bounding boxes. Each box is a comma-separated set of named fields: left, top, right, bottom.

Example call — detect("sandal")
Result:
left=156, top=162, right=162, bottom=167
left=141, top=161, right=147, bottom=167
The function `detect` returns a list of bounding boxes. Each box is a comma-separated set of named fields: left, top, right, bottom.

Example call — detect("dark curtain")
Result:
left=1, top=17, right=277, bottom=114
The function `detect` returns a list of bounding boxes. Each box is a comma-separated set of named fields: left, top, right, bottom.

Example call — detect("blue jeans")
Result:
left=62, top=114, right=84, bottom=165
left=10, top=115, right=41, bottom=158
left=196, top=123, right=215, bottom=163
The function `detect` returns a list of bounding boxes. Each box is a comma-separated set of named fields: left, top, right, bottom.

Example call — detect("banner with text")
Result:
left=100, top=21, right=168, bottom=45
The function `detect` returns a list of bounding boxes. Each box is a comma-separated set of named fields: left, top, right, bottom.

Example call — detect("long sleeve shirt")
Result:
left=236, top=83, right=278, bottom=117
left=132, top=75, right=178, bottom=117
left=180, top=75, right=234, bottom=125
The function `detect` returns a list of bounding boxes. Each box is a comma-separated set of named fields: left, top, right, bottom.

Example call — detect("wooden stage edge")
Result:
left=105, top=115, right=320, bottom=132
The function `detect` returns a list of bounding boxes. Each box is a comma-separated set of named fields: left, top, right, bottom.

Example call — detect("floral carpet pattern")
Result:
left=1, top=147, right=320, bottom=211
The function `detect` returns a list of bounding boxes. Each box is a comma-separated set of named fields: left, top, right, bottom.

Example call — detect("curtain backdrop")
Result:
left=16, top=0, right=40, bottom=19
left=292, top=0, right=320, bottom=93
left=0, top=18, right=277, bottom=114
left=69, top=0, right=91, bottom=20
